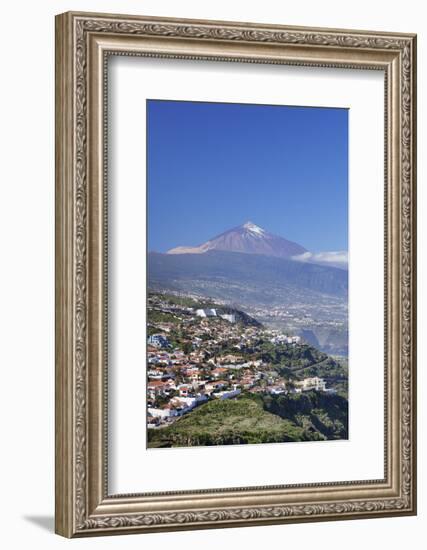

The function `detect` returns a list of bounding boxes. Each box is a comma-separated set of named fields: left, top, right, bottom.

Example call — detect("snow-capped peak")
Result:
left=167, top=221, right=307, bottom=258
left=242, top=221, right=265, bottom=236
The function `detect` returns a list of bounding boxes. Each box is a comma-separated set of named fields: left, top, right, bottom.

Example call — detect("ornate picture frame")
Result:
left=55, top=11, right=417, bottom=537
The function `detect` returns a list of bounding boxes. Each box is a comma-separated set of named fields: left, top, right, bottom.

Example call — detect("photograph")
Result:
left=53, top=9, right=416, bottom=538
left=146, top=99, right=349, bottom=448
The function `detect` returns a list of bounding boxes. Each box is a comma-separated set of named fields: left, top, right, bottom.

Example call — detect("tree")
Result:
left=154, top=395, right=169, bottom=408
left=183, top=342, right=192, bottom=355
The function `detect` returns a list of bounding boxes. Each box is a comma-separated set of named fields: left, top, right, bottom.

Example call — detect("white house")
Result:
left=270, top=334, right=301, bottom=345
left=219, top=313, right=236, bottom=323
left=300, top=377, right=327, bottom=392
left=196, top=308, right=217, bottom=318
left=269, top=386, right=286, bottom=395
left=213, top=388, right=241, bottom=400
left=147, top=369, right=165, bottom=380
left=148, top=405, right=179, bottom=418
left=170, top=395, right=208, bottom=414
left=173, top=395, right=208, bottom=408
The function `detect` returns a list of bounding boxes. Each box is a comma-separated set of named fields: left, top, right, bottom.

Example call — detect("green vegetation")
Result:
left=148, top=398, right=304, bottom=447
left=152, top=293, right=200, bottom=308
left=148, top=309, right=181, bottom=325
left=147, top=392, right=348, bottom=448
left=257, top=342, right=326, bottom=367
left=245, top=391, right=348, bottom=440
left=252, top=343, right=348, bottom=398
left=293, top=358, right=348, bottom=398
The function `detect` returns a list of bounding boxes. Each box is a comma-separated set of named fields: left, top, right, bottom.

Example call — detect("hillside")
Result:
left=148, top=292, right=263, bottom=329
left=147, top=392, right=348, bottom=448
left=254, top=341, right=348, bottom=396
left=148, top=398, right=304, bottom=447
left=149, top=250, right=348, bottom=304
left=148, top=292, right=348, bottom=396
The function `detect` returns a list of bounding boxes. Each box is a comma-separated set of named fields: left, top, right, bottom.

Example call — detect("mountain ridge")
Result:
left=149, top=249, right=348, bottom=302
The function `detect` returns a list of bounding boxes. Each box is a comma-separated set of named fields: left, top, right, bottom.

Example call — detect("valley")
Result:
left=149, top=246, right=348, bottom=355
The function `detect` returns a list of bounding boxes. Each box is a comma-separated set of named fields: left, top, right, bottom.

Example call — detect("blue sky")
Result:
left=147, top=100, right=348, bottom=253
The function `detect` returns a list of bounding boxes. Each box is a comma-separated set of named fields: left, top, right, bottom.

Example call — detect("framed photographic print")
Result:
left=55, top=11, right=417, bottom=537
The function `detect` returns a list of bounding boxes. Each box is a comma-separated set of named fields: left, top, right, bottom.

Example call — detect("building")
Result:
left=172, top=395, right=208, bottom=411
left=269, top=386, right=286, bottom=395
left=147, top=369, right=167, bottom=380
left=300, top=377, right=327, bottom=392
left=147, top=334, right=170, bottom=348
left=178, top=384, right=193, bottom=397
left=196, top=308, right=217, bottom=318
left=205, top=380, right=227, bottom=393
left=148, top=405, right=180, bottom=418
left=213, top=388, right=241, bottom=400
left=241, top=376, right=256, bottom=389
left=219, top=313, right=236, bottom=323
left=147, top=380, right=175, bottom=399
left=270, top=334, right=301, bottom=345
left=211, top=367, right=228, bottom=378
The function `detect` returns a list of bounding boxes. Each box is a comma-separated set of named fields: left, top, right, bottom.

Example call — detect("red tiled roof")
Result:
left=147, top=380, right=168, bottom=387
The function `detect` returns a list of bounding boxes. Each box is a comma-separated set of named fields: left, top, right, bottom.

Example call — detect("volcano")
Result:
left=166, top=221, right=307, bottom=259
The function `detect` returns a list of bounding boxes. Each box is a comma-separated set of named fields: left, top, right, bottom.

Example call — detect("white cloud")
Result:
left=292, top=251, right=348, bottom=269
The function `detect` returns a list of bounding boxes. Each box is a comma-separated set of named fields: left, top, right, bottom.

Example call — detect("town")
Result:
left=147, top=292, right=340, bottom=429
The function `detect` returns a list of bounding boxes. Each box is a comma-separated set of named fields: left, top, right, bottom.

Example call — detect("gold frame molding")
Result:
left=55, top=11, right=417, bottom=538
